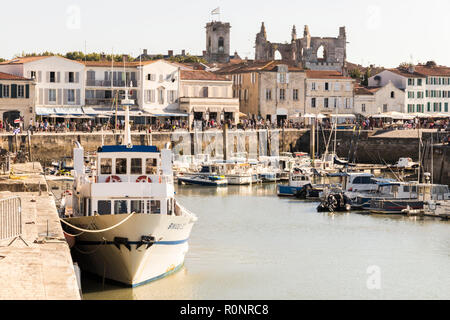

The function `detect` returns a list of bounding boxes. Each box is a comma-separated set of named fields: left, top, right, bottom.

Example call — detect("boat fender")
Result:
left=136, top=176, right=152, bottom=183
left=113, top=237, right=131, bottom=251
left=136, top=236, right=156, bottom=250
left=106, top=175, right=122, bottom=183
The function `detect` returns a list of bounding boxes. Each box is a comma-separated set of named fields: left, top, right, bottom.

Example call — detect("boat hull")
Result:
left=277, top=185, right=306, bottom=197
left=64, top=214, right=195, bottom=287
left=178, top=177, right=227, bottom=187
left=368, top=199, right=424, bottom=214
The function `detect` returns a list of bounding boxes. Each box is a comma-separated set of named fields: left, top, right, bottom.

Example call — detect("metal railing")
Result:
left=86, top=80, right=138, bottom=88
left=0, top=196, right=28, bottom=246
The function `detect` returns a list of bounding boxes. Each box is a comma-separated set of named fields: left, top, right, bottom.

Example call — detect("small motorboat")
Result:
left=178, top=175, right=228, bottom=187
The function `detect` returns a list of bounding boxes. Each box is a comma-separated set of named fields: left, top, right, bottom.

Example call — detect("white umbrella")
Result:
left=302, top=113, right=317, bottom=118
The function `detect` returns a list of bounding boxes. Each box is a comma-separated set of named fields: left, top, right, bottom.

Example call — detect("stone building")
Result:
left=354, top=82, right=405, bottom=116
left=305, top=70, right=355, bottom=115
left=216, top=61, right=306, bottom=124
left=255, top=23, right=347, bottom=73
left=204, top=21, right=231, bottom=64
left=179, top=70, right=239, bottom=125
left=0, top=72, right=36, bottom=127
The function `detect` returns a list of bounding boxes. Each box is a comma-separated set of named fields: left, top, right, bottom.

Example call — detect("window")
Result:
left=391, top=91, right=395, bottom=98
left=408, top=79, right=415, bottom=86
left=408, top=91, right=415, bottom=99
left=159, top=74, right=163, bottom=82
left=293, top=89, right=299, bottom=101
left=2, top=85, right=9, bottom=98
left=30, top=71, right=36, bottom=79
left=68, top=72, right=74, bottom=83
left=244, top=89, right=248, bottom=101
left=97, top=201, right=111, bottom=215
left=445, top=103, right=449, bottom=113
left=251, top=73, right=256, bottom=84
left=100, top=159, right=112, bottom=175
left=202, top=87, right=209, bottom=98
left=362, top=104, right=366, bottom=112
left=311, top=83, right=316, bottom=91
left=17, top=85, right=24, bottom=98
left=146, top=158, right=158, bottom=175
left=345, top=83, right=351, bottom=92
left=68, top=89, right=75, bottom=103
left=49, top=89, right=56, bottom=102
left=147, top=200, right=161, bottom=214
left=279, top=89, right=285, bottom=101
left=131, top=200, right=144, bottom=214
left=334, top=83, right=341, bottom=91
left=114, top=200, right=128, bottom=215
left=115, top=158, right=127, bottom=175
left=147, top=74, right=156, bottom=81
left=266, top=89, right=272, bottom=101
left=325, top=83, right=329, bottom=91
left=218, top=37, right=224, bottom=53
left=158, top=89, right=164, bottom=104
left=417, top=79, right=422, bottom=86
left=383, top=104, right=388, bottom=112
left=279, top=73, right=286, bottom=84
left=50, top=72, right=56, bottom=83
left=324, top=98, right=329, bottom=108
left=131, top=158, right=142, bottom=175
left=311, top=98, right=316, bottom=108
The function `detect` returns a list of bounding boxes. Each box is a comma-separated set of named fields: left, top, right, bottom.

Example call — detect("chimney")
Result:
left=122, top=55, right=129, bottom=62
left=168, top=50, right=173, bottom=57
left=143, top=49, right=148, bottom=55
left=202, top=50, right=207, bottom=57
left=408, top=65, right=415, bottom=74
left=182, top=49, right=186, bottom=56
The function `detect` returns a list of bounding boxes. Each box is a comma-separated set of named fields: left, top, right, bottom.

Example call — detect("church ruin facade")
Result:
left=255, top=23, right=347, bottom=73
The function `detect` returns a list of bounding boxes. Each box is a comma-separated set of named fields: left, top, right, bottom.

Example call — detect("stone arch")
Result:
left=317, top=45, right=327, bottom=61
left=218, top=37, right=225, bottom=53
left=274, top=49, right=282, bottom=60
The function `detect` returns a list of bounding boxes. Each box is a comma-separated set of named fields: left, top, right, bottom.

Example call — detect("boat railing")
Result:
left=95, top=174, right=174, bottom=185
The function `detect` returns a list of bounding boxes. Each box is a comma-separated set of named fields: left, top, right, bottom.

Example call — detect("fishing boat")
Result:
left=178, top=174, right=228, bottom=187
left=277, top=168, right=313, bottom=197
left=367, top=180, right=450, bottom=214
left=60, top=89, right=198, bottom=287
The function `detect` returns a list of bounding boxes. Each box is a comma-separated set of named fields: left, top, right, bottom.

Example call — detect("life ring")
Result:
left=106, top=175, right=122, bottom=183
left=63, top=190, right=72, bottom=196
left=136, top=176, right=152, bottom=183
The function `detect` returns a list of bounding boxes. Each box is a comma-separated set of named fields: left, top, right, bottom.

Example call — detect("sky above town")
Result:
left=1, top=0, right=449, bottom=68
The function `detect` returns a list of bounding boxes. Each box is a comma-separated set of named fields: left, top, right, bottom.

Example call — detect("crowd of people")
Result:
left=0, top=116, right=449, bottom=134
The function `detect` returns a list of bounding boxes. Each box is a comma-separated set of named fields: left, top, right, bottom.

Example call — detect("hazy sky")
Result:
left=1, top=0, right=449, bottom=68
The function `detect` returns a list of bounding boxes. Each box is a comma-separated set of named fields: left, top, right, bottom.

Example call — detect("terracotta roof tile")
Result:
left=0, top=72, right=31, bottom=81
left=306, top=70, right=351, bottom=79
left=354, top=85, right=375, bottom=95
left=215, top=60, right=304, bottom=74
left=181, top=70, right=229, bottom=81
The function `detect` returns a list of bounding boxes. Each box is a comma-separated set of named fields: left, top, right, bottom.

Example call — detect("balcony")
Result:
left=86, top=80, right=139, bottom=88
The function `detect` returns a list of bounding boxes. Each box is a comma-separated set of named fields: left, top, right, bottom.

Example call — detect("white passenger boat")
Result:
left=60, top=90, right=197, bottom=287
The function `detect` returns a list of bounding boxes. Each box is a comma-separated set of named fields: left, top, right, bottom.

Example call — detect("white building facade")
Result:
left=0, top=56, right=85, bottom=116
left=369, top=63, right=450, bottom=115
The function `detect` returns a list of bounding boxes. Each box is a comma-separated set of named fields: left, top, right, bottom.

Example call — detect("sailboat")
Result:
left=60, top=87, right=198, bottom=287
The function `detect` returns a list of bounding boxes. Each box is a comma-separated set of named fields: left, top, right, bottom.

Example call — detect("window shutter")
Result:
left=76, top=72, right=79, bottom=83
left=11, top=84, right=17, bottom=98
left=65, top=72, right=68, bottom=83
left=37, top=71, right=42, bottom=83
left=57, top=72, right=61, bottom=83
left=26, top=84, right=30, bottom=99
left=63, top=89, right=68, bottom=105
left=39, top=88, right=43, bottom=105
left=44, top=89, right=49, bottom=105
left=0, top=84, right=2, bottom=98
left=46, top=72, right=50, bottom=83
left=57, top=89, right=62, bottom=105
left=76, top=89, right=80, bottom=105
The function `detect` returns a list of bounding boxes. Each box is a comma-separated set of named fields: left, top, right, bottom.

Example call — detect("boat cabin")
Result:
left=72, top=145, right=176, bottom=217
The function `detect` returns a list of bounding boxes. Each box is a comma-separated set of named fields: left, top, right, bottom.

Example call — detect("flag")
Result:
left=211, top=7, right=220, bottom=15
left=13, top=128, right=21, bottom=135
left=14, top=118, right=21, bottom=124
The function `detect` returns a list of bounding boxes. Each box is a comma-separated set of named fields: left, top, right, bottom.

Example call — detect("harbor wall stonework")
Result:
left=0, top=129, right=448, bottom=185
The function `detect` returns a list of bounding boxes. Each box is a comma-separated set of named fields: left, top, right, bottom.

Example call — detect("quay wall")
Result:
left=0, top=130, right=449, bottom=184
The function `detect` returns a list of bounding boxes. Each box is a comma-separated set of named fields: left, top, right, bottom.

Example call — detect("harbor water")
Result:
left=78, top=183, right=450, bottom=300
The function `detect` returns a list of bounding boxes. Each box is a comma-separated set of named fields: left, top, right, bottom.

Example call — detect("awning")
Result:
left=330, top=114, right=356, bottom=118
left=208, top=107, right=222, bottom=113
left=54, top=107, right=84, bottom=116
left=193, top=106, right=207, bottom=112
left=224, top=107, right=238, bottom=113
left=143, top=107, right=188, bottom=117
left=82, top=107, right=98, bottom=116
left=35, top=107, right=56, bottom=116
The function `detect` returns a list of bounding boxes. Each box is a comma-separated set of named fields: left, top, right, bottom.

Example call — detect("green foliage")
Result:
left=168, top=54, right=208, bottom=64
left=16, top=51, right=135, bottom=62
left=399, top=62, right=414, bottom=69
left=349, top=68, right=362, bottom=80
left=0, top=58, right=5, bottom=62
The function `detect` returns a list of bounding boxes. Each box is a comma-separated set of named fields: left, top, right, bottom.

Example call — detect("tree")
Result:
left=0, top=58, right=5, bottom=62
left=362, top=67, right=371, bottom=86
left=349, top=68, right=362, bottom=80
left=399, top=62, right=413, bottom=69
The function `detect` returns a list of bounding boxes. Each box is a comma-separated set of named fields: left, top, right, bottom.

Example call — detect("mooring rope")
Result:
left=60, top=212, right=136, bottom=234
